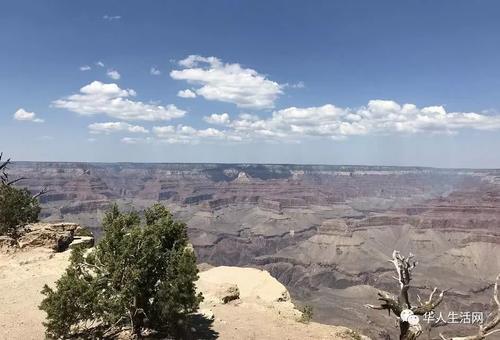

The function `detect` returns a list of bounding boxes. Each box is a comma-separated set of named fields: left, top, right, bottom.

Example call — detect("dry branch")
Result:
left=439, top=274, right=500, bottom=340
left=368, top=251, right=446, bottom=340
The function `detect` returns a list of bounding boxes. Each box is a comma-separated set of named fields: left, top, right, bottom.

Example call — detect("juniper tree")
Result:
left=0, top=152, right=41, bottom=237
left=40, top=203, right=203, bottom=338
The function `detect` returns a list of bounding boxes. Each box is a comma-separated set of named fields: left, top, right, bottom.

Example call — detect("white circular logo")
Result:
left=400, top=309, right=413, bottom=322
left=407, top=314, right=420, bottom=325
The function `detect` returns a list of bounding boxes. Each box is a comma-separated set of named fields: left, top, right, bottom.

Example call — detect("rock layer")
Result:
left=9, top=162, right=500, bottom=338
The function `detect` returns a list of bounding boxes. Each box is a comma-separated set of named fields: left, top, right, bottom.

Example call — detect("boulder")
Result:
left=74, top=225, right=94, bottom=238
left=216, top=283, right=240, bottom=304
left=17, top=222, right=79, bottom=252
left=69, top=236, right=94, bottom=249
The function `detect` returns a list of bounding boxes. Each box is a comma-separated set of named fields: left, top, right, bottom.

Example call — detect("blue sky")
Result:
left=1, top=0, right=500, bottom=167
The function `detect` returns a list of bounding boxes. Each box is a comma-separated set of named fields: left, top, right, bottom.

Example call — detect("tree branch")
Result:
left=413, top=287, right=447, bottom=315
left=439, top=274, right=500, bottom=340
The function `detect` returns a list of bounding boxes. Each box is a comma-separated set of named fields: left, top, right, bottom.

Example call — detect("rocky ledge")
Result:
left=0, top=222, right=94, bottom=252
left=0, top=239, right=367, bottom=340
left=195, top=266, right=370, bottom=339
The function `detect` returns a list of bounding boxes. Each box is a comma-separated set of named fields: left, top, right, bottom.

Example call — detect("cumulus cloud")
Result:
left=13, top=108, right=44, bottom=123
left=53, top=81, right=186, bottom=121
left=170, top=55, right=282, bottom=109
left=204, top=113, right=230, bottom=125
left=153, top=125, right=227, bottom=144
left=107, top=69, right=121, bottom=80
left=80, top=65, right=91, bottom=71
left=150, top=67, right=161, bottom=76
left=96, top=61, right=105, bottom=67
left=194, top=100, right=500, bottom=142
left=88, top=122, right=149, bottom=134
left=177, top=89, right=196, bottom=98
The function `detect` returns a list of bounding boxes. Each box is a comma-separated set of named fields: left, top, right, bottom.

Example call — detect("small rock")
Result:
left=216, top=283, right=240, bottom=304
left=69, top=236, right=95, bottom=249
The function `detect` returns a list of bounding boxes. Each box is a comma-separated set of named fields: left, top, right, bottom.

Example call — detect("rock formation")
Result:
left=8, top=162, right=500, bottom=338
left=1, top=222, right=94, bottom=252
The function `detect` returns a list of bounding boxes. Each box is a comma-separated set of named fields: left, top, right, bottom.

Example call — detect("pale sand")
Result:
left=0, top=249, right=71, bottom=340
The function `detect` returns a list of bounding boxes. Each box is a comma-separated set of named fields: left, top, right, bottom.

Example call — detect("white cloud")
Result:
left=96, top=61, right=105, bottom=67
left=107, top=69, right=121, bottom=80
left=103, top=15, right=121, bottom=21
left=177, top=89, right=197, bottom=98
left=153, top=125, right=226, bottom=144
left=13, top=108, right=44, bottom=123
left=199, top=100, right=500, bottom=142
left=150, top=67, right=161, bottom=76
left=53, top=81, right=186, bottom=121
left=80, top=65, right=91, bottom=71
left=121, top=137, right=152, bottom=144
left=88, top=122, right=149, bottom=134
left=170, top=55, right=283, bottom=109
left=204, top=113, right=230, bottom=125
left=283, top=81, right=305, bottom=89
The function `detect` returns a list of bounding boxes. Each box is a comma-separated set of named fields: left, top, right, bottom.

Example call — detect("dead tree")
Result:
left=0, top=152, right=47, bottom=196
left=439, top=274, right=500, bottom=340
left=367, top=250, right=500, bottom=340
left=366, top=250, right=447, bottom=340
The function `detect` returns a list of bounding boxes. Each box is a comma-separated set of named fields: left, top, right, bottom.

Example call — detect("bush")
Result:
left=0, top=184, right=40, bottom=237
left=0, top=152, right=40, bottom=237
left=298, top=304, right=314, bottom=323
left=39, top=203, right=203, bottom=338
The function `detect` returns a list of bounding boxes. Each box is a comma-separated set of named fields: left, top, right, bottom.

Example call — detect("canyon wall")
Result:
left=10, top=162, right=500, bottom=338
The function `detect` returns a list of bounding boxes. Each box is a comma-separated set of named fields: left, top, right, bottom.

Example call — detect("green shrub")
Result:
left=0, top=184, right=40, bottom=237
left=298, top=304, right=314, bottom=323
left=0, top=153, right=40, bottom=237
left=39, top=203, right=203, bottom=338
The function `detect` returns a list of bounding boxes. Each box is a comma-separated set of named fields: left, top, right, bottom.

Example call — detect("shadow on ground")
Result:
left=184, top=314, right=219, bottom=339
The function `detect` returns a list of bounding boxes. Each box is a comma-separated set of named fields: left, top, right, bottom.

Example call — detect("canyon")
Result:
left=10, top=162, right=500, bottom=338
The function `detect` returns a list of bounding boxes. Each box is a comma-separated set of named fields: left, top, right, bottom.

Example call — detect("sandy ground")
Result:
left=0, top=249, right=364, bottom=340
left=0, top=248, right=71, bottom=340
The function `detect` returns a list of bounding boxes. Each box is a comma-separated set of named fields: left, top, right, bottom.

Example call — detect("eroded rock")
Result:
left=15, top=222, right=94, bottom=252
left=217, top=283, right=240, bottom=304
left=17, top=223, right=77, bottom=251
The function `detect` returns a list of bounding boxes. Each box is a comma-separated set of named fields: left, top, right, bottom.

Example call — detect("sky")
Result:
left=1, top=0, right=500, bottom=168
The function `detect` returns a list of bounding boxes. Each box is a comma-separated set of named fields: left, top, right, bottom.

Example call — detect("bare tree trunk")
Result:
left=367, top=251, right=500, bottom=340
left=400, top=321, right=422, bottom=340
